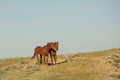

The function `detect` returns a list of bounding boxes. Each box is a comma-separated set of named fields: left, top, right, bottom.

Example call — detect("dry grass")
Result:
left=0, top=48, right=120, bottom=80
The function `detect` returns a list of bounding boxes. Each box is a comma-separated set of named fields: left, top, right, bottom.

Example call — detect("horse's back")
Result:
left=34, top=46, right=43, bottom=54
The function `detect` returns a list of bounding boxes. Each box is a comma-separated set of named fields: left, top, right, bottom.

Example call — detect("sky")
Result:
left=0, top=0, right=120, bottom=58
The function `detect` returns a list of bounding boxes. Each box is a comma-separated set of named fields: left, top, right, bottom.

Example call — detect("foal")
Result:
left=48, top=42, right=59, bottom=65
left=49, top=49, right=57, bottom=65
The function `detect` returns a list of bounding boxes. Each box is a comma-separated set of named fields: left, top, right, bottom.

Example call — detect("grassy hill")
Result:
left=0, top=48, right=120, bottom=80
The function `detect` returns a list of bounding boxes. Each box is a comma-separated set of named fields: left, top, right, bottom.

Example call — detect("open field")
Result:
left=0, top=48, right=120, bottom=80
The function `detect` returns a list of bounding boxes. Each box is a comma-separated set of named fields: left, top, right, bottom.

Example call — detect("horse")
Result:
left=48, top=42, right=59, bottom=65
left=31, top=42, right=57, bottom=64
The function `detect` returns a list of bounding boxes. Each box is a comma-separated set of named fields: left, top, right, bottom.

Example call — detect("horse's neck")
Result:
left=43, top=46, right=50, bottom=51
left=51, top=49, right=56, bottom=52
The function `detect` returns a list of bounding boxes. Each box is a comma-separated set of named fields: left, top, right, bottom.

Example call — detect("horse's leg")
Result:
left=54, top=55, right=57, bottom=65
left=44, top=55, right=46, bottom=64
left=40, top=54, right=42, bottom=64
left=36, top=54, right=39, bottom=61
left=50, top=54, right=53, bottom=65
left=45, top=56, right=48, bottom=65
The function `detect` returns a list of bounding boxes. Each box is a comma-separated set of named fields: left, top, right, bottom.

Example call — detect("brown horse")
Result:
left=31, top=42, right=57, bottom=64
left=48, top=42, right=59, bottom=65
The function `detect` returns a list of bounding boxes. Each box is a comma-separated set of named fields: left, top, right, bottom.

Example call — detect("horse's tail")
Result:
left=31, top=52, right=36, bottom=59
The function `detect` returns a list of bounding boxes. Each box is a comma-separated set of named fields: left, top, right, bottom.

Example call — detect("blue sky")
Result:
left=0, top=0, right=120, bottom=58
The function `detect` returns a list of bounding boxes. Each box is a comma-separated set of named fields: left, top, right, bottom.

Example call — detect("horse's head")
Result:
left=47, top=42, right=59, bottom=51
left=54, top=42, right=59, bottom=51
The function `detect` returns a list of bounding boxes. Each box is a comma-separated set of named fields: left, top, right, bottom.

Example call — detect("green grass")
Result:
left=0, top=48, right=119, bottom=80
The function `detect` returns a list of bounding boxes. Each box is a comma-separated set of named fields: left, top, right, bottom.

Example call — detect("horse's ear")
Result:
left=55, top=42, right=58, bottom=44
left=55, top=42, right=58, bottom=45
left=47, top=43, right=52, bottom=48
